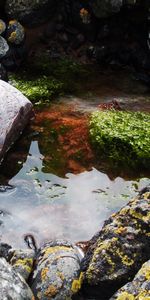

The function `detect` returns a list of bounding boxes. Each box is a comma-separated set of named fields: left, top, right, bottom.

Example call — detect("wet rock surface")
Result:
left=81, top=186, right=150, bottom=299
left=31, top=239, right=82, bottom=299
left=110, top=259, right=150, bottom=300
left=0, top=257, right=34, bottom=299
left=0, top=80, right=33, bottom=162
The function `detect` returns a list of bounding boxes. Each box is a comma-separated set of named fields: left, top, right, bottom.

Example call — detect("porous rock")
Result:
left=5, top=0, right=57, bottom=27
left=81, top=186, right=150, bottom=299
left=10, top=249, right=35, bottom=281
left=110, top=259, right=150, bottom=300
left=0, top=257, right=34, bottom=299
left=31, top=239, right=82, bottom=299
left=0, top=79, right=33, bottom=162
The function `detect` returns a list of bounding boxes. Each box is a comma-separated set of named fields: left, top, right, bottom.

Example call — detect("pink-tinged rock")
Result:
left=0, top=79, right=33, bottom=162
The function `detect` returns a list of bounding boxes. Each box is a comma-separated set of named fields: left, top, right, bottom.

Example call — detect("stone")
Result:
left=0, top=19, right=6, bottom=34
left=0, top=36, right=9, bottom=58
left=0, top=257, right=34, bottom=299
left=0, top=80, right=33, bottom=163
left=81, top=186, right=150, bottom=299
left=0, top=63, right=8, bottom=81
left=90, top=0, right=123, bottom=18
left=0, top=243, right=12, bottom=261
left=10, top=249, right=35, bottom=281
left=6, top=20, right=25, bottom=45
left=1, top=43, right=27, bottom=70
left=110, top=260, right=150, bottom=300
left=31, top=239, right=82, bottom=299
left=5, top=0, right=57, bottom=27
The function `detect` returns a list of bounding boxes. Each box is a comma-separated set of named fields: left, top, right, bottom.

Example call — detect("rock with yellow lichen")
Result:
left=10, top=249, right=35, bottom=281
left=6, top=20, right=25, bottom=45
left=81, top=186, right=150, bottom=299
left=30, top=239, right=82, bottom=299
left=110, top=259, right=150, bottom=300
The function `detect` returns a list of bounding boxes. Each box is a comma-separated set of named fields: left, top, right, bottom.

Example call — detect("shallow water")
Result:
left=0, top=68, right=150, bottom=249
left=0, top=140, right=149, bottom=249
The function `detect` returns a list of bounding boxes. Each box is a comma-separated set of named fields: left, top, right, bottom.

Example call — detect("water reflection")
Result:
left=0, top=141, right=149, bottom=249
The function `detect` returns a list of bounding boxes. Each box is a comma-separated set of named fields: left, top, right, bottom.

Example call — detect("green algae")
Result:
left=89, top=110, right=150, bottom=170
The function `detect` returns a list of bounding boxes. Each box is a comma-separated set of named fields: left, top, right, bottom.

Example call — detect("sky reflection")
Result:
left=0, top=141, right=149, bottom=249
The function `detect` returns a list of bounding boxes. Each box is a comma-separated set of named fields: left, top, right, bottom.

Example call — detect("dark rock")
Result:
left=0, top=80, right=33, bottom=163
left=71, top=33, right=85, bottom=50
left=110, top=260, right=150, bottom=300
left=5, top=0, right=57, bottom=27
left=31, top=239, right=82, bottom=299
left=0, top=257, right=34, bottom=299
left=90, top=0, right=123, bottom=19
left=0, top=63, right=8, bottom=81
left=1, top=43, right=27, bottom=70
left=81, top=187, right=150, bottom=299
left=0, top=243, right=12, bottom=261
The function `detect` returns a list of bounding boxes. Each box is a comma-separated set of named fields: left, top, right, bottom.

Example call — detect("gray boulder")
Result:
left=81, top=186, right=150, bottom=299
left=0, top=257, right=34, bottom=299
left=0, top=80, right=33, bottom=163
left=110, top=259, right=150, bottom=300
left=5, top=0, right=57, bottom=27
left=31, top=239, right=82, bottom=299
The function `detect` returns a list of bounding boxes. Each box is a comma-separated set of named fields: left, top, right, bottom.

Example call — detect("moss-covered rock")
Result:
left=110, top=259, right=150, bottom=300
left=90, top=111, right=150, bottom=170
left=81, top=186, right=150, bottom=299
left=31, top=239, right=82, bottom=299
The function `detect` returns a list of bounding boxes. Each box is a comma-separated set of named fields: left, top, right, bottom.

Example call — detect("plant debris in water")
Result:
left=90, top=110, right=150, bottom=170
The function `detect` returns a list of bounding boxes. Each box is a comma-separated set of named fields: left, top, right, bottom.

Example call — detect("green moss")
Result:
left=9, top=56, right=90, bottom=104
left=9, top=75, right=64, bottom=103
left=89, top=111, right=150, bottom=169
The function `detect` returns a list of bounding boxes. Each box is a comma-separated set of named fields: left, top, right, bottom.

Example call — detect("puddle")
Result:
left=0, top=140, right=149, bottom=249
left=0, top=67, right=150, bottom=249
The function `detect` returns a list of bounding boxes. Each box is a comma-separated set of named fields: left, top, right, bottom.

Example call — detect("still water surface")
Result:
left=0, top=140, right=149, bottom=248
